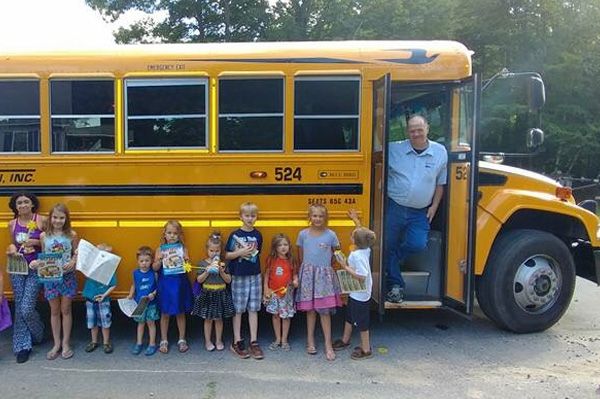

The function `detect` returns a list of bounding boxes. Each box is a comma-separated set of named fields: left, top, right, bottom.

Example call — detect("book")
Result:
left=160, top=243, right=185, bottom=275
left=37, top=253, right=63, bottom=283
left=117, top=297, right=150, bottom=318
left=76, top=239, right=121, bottom=285
left=232, top=234, right=259, bottom=258
left=336, top=269, right=367, bottom=294
left=7, top=253, right=28, bottom=275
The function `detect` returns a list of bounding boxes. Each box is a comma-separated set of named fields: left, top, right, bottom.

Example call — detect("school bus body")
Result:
left=1, top=41, right=598, bottom=333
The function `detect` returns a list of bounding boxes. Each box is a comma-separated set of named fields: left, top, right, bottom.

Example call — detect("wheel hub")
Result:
left=513, top=255, right=561, bottom=314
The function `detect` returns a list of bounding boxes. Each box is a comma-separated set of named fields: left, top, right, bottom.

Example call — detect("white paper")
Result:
left=76, top=239, right=121, bottom=285
left=118, top=298, right=137, bottom=318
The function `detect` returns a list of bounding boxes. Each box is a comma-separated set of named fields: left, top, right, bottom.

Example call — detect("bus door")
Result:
left=442, top=75, right=480, bottom=315
left=370, top=74, right=391, bottom=316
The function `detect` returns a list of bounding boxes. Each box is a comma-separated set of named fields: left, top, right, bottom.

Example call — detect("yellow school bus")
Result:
left=1, top=41, right=599, bottom=333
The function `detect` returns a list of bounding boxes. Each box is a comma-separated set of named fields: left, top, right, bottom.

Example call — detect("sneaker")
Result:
left=386, top=285, right=404, bottom=303
left=230, top=340, right=250, bottom=359
left=16, top=349, right=30, bottom=364
left=145, top=345, right=158, bottom=356
left=131, top=344, right=143, bottom=355
left=249, top=341, right=264, bottom=360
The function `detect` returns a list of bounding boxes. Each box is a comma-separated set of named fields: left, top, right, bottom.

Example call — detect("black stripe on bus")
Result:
left=0, top=184, right=363, bottom=197
left=478, top=173, right=507, bottom=186
left=172, top=57, right=364, bottom=64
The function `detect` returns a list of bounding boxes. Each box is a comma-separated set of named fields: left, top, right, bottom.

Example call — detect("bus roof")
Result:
left=0, top=40, right=472, bottom=80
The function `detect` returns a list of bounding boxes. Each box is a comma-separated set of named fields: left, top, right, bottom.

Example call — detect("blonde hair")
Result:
left=308, top=204, right=329, bottom=226
left=160, top=220, right=185, bottom=245
left=44, top=203, right=73, bottom=236
left=136, top=245, right=154, bottom=260
left=353, top=227, right=376, bottom=249
left=239, top=202, right=258, bottom=215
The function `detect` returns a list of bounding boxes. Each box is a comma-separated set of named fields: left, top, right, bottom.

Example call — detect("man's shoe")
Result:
left=230, top=340, right=250, bottom=359
left=386, top=285, right=404, bottom=303
left=16, top=349, right=30, bottom=363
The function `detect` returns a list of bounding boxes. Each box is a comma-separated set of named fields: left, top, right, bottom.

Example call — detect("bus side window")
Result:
left=125, top=78, right=208, bottom=149
left=0, top=80, right=40, bottom=153
left=294, top=77, right=360, bottom=151
left=50, top=79, right=115, bottom=153
left=218, top=77, right=284, bottom=152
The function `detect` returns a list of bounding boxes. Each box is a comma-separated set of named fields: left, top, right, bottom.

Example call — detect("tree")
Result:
left=86, top=0, right=271, bottom=43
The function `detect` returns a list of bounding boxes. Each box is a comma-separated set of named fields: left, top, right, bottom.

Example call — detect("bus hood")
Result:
left=479, top=161, right=567, bottom=199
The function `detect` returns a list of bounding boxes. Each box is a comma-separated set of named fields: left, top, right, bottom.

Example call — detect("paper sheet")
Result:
left=76, top=239, right=121, bottom=285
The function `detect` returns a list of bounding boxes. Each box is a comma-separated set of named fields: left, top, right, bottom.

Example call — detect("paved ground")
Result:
left=1, top=278, right=600, bottom=399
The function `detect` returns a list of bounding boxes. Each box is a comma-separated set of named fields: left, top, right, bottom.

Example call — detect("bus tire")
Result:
left=477, top=229, right=576, bottom=333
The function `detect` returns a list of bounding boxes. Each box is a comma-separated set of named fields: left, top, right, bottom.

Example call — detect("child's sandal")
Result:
left=177, top=339, right=189, bottom=353
left=281, top=342, right=291, bottom=351
left=159, top=340, right=169, bottom=354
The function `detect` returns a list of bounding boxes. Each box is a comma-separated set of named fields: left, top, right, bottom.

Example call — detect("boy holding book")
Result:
left=225, top=202, right=264, bottom=359
left=333, top=221, right=376, bottom=360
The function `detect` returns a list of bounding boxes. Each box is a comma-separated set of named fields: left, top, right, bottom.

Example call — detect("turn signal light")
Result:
left=555, top=186, right=572, bottom=201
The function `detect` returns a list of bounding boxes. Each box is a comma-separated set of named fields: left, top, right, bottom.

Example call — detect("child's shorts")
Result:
left=231, top=274, right=262, bottom=313
left=86, top=300, right=112, bottom=329
left=133, top=303, right=160, bottom=323
left=346, top=297, right=370, bottom=332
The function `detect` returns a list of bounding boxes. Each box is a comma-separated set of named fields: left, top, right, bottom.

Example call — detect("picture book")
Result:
left=37, top=253, right=63, bottom=283
left=336, top=269, right=367, bottom=294
left=160, top=243, right=185, bottom=275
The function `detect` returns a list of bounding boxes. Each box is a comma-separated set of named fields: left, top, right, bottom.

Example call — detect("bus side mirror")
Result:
left=528, top=76, right=545, bottom=111
left=526, top=128, right=544, bottom=150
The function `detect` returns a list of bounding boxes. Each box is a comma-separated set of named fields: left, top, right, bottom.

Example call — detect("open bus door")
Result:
left=442, top=75, right=480, bottom=315
left=370, top=74, right=391, bottom=317
left=370, top=74, right=479, bottom=316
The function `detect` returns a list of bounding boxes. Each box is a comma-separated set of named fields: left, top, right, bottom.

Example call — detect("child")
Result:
left=191, top=231, right=234, bottom=351
left=153, top=220, right=193, bottom=354
left=82, top=243, right=117, bottom=354
left=127, top=246, right=159, bottom=356
left=296, top=204, right=342, bottom=361
left=263, top=234, right=298, bottom=351
left=33, top=204, right=78, bottom=360
left=332, top=225, right=376, bottom=360
left=225, top=202, right=264, bottom=359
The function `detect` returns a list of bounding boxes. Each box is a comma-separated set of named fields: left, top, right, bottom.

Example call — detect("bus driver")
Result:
left=385, top=115, right=448, bottom=303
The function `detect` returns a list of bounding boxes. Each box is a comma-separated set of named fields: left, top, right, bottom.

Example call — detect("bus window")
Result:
left=50, top=80, right=115, bottom=153
left=125, top=78, right=207, bottom=149
left=218, top=78, right=284, bottom=151
left=389, top=85, right=450, bottom=145
left=294, top=77, right=360, bottom=151
left=0, top=80, right=40, bottom=153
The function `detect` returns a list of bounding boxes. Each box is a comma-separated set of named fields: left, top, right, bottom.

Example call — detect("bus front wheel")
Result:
left=476, top=229, right=576, bottom=333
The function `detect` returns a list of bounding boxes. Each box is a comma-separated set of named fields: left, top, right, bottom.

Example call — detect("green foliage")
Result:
left=87, top=0, right=600, bottom=177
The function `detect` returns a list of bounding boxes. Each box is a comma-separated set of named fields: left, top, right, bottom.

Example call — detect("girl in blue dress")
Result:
left=153, top=220, right=193, bottom=354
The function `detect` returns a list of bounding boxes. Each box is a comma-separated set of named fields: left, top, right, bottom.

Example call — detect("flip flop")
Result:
left=61, top=348, right=74, bottom=359
left=306, top=345, right=317, bottom=355
left=46, top=348, right=61, bottom=360
left=215, top=343, right=225, bottom=351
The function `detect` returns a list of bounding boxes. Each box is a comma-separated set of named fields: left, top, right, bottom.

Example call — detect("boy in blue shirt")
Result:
left=225, top=202, right=263, bottom=359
